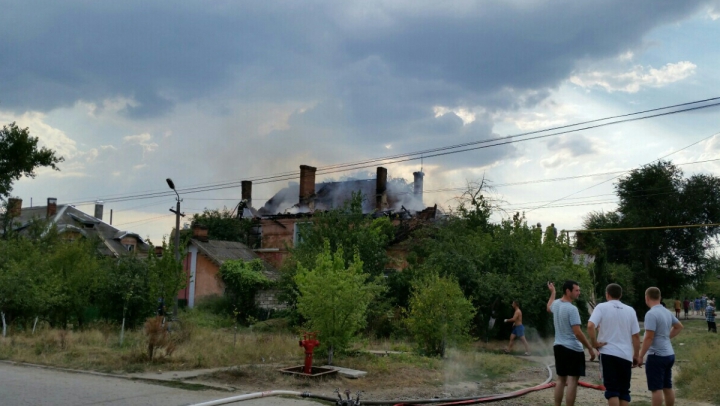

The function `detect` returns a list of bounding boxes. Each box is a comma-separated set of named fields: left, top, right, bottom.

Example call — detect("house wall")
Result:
left=194, top=254, right=224, bottom=298
left=258, top=217, right=297, bottom=267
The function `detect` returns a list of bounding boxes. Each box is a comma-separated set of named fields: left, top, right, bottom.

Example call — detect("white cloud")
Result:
left=433, top=106, right=477, bottom=125
left=123, top=133, right=158, bottom=153
left=569, top=61, right=697, bottom=93
left=0, top=110, right=78, bottom=159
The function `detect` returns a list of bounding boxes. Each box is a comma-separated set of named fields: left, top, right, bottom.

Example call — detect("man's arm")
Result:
left=670, top=321, right=684, bottom=339
left=638, top=330, right=655, bottom=367
left=505, top=309, right=520, bottom=323
left=547, top=282, right=556, bottom=313
left=586, top=321, right=607, bottom=350
left=632, top=333, right=641, bottom=366
left=572, top=325, right=597, bottom=361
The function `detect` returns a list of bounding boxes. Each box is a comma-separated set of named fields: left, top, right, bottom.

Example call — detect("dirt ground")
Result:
left=199, top=355, right=713, bottom=406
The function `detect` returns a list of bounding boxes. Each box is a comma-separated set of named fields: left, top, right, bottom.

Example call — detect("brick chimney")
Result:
left=192, top=223, right=209, bottom=242
left=413, top=171, right=424, bottom=206
left=299, top=165, right=317, bottom=209
left=241, top=180, right=252, bottom=209
left=7, top=198, right=22, bottom=217
left=47, top=197, right=57, bottom=218
left=376, top=167, right=388, bottom=211
left=94, top=200, right=104, bottom=221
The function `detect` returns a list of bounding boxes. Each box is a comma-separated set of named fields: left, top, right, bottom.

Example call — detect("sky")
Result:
left=2, top=0, right=720, bottom=244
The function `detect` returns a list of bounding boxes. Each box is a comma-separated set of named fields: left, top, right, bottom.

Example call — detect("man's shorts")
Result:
left=511, top=325, right=525, bottom=337
left=645, top=354, right=675, bottom=391
left=600, top=354, right=632, bottom=402
left=554, top=345, right=585, bottom=377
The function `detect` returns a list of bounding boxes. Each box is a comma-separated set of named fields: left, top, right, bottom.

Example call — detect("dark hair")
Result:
left=562, top=280, right=578, bottom=296
left=512, top=300, right=520, bottom=307
left=606, top=283, right=622, bottom=299
left=646, top=287, right=661, bottom=301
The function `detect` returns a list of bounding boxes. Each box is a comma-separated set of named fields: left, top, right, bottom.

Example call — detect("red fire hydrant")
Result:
left=299, top=331, right=320, bottom=375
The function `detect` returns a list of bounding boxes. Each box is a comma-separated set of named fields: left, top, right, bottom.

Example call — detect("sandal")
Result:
left=524, top=352, right=531, bottom=356
left=503, top=349, right=510, bottom=354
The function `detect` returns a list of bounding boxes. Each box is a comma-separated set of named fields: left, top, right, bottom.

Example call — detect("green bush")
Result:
left=295, top=241, right=383, bottom=364
left=406, top=274, right=476, bottom=357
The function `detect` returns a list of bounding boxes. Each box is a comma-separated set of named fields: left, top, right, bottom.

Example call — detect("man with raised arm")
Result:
left=588, top=283, right=641, bottom=406
left=639, top=287, right=683, bottom=406
left=548, top=280, right=597, bottom=406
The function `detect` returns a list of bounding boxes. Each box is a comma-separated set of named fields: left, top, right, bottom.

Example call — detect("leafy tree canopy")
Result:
left=0, top=122, right=64, bottom=199
left=581, top=161, right=720, bottom=307
left=294, top=241, right=383, bottom=364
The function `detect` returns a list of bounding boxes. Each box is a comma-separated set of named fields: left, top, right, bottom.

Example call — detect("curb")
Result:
left=0, top=360, right=236, bottom=392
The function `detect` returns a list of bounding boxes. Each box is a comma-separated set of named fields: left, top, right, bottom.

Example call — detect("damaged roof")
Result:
left=257, top=179, right=421, bottom=216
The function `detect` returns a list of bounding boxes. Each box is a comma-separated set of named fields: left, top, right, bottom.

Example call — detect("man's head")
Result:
left=562, top=280, right=580, bottom=300
left=645, top=287, right=661, bottom=307
left=605, top=283, right=622, bottom=300
left=512, top=300, right=519, bottom=309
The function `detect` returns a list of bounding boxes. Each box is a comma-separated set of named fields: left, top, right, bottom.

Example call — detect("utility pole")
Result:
left=166, top=178, right=185, bottom=319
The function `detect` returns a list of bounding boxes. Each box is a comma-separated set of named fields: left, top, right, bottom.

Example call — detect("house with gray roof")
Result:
left=179, top=224, right=284, bottom=310
left=2, top=197, right=149, bottom=257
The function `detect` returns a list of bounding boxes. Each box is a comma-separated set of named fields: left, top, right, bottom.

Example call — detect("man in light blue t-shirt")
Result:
left=639, top=287, right=683, bottom=406
left=547, top=280, right=596, bottom=406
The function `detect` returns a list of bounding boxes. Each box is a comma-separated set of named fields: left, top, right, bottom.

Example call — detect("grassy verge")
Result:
left=0, top=310, right=526, bottom=390
left=672, top=319, right=720, bottom=404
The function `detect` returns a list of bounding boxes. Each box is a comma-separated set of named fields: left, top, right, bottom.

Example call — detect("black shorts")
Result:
left=554, top=345, right=585, bottom=377
left=600, top=354, right=632, bottom=402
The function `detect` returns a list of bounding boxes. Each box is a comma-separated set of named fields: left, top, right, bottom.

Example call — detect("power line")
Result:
left=526, top=129, right=720, bottom=213
left=566, top=223, right=720, bottom=233
left=64, top=97, right=720, bottom=206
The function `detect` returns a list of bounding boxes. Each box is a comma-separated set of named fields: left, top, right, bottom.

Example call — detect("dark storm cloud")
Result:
left=1, top=0, right=710, bottom=116
left=1, top=0, right=713, bottom=177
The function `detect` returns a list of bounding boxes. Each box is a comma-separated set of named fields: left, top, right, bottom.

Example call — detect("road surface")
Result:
left=0, top=362, right=322, bottom=406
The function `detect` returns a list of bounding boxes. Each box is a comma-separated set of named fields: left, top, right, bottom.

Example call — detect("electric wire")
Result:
left=63, top=98, right=720, bottom=206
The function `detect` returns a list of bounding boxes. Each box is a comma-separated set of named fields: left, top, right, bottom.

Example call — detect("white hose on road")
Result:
left=187, top=390, right=306, bottom=406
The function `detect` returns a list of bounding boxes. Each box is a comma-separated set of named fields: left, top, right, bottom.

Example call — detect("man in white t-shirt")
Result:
left=588, top=283, right=641, bottom=406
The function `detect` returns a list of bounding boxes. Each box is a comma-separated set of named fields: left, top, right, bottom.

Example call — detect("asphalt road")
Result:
left=0, top=363, right=323, bottom=406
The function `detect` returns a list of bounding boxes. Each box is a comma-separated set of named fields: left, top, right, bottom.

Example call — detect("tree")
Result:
left=0, top=122, right=63, bottom=199
left=218, top=259, right=271, bottom=321
left=291, top=192, right=394, bottom=278
left=294, top=241, right=383, bottom=364
left=405, top=274, right=475, bottom=357
left=581, top=161, right=720, bottom=307
left=191, top=208, right=257, bottom=246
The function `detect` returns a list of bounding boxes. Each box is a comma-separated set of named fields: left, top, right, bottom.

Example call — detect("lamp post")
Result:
left=167, top=178, right=184, bottom=319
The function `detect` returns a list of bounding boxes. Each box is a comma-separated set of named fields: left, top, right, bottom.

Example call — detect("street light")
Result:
left=167, top=178, right=184, bottom=319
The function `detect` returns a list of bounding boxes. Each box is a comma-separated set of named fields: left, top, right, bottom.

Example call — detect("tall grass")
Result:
left=674, top=320, right=720, bottom=404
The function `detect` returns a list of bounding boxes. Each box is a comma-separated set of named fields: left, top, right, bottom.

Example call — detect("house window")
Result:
left=293, top=222, right=312, bottom=246
left=125, top=244, right=135, bottom=252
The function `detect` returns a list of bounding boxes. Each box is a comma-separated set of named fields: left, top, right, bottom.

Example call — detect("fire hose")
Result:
left=187, top=361, right=605, bottom=406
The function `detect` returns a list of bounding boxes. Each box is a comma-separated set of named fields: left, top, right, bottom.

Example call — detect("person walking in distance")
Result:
left=547, top=281, right=597, bottom=406
left=503, top=300, right=530, bottom=355
left=588, top=283, right=641, bottom=406
left=673, top=298, right=681, bottom=319
left=639, top=287, right=684, bottom=406
left=682, top=298, right=690, bottom=319
left=706, top=300, right=717, bottom=333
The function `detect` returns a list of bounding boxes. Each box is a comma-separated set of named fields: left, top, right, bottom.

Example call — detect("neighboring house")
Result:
left=2, top=197, right=149, bottom=257
left=238, top=165, right=436, bottom=269
left=178, top=225, right=284, bottom=310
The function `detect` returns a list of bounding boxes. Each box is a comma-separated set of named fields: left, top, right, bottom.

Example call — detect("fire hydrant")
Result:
left=299, top=331, right=320, bottom=375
